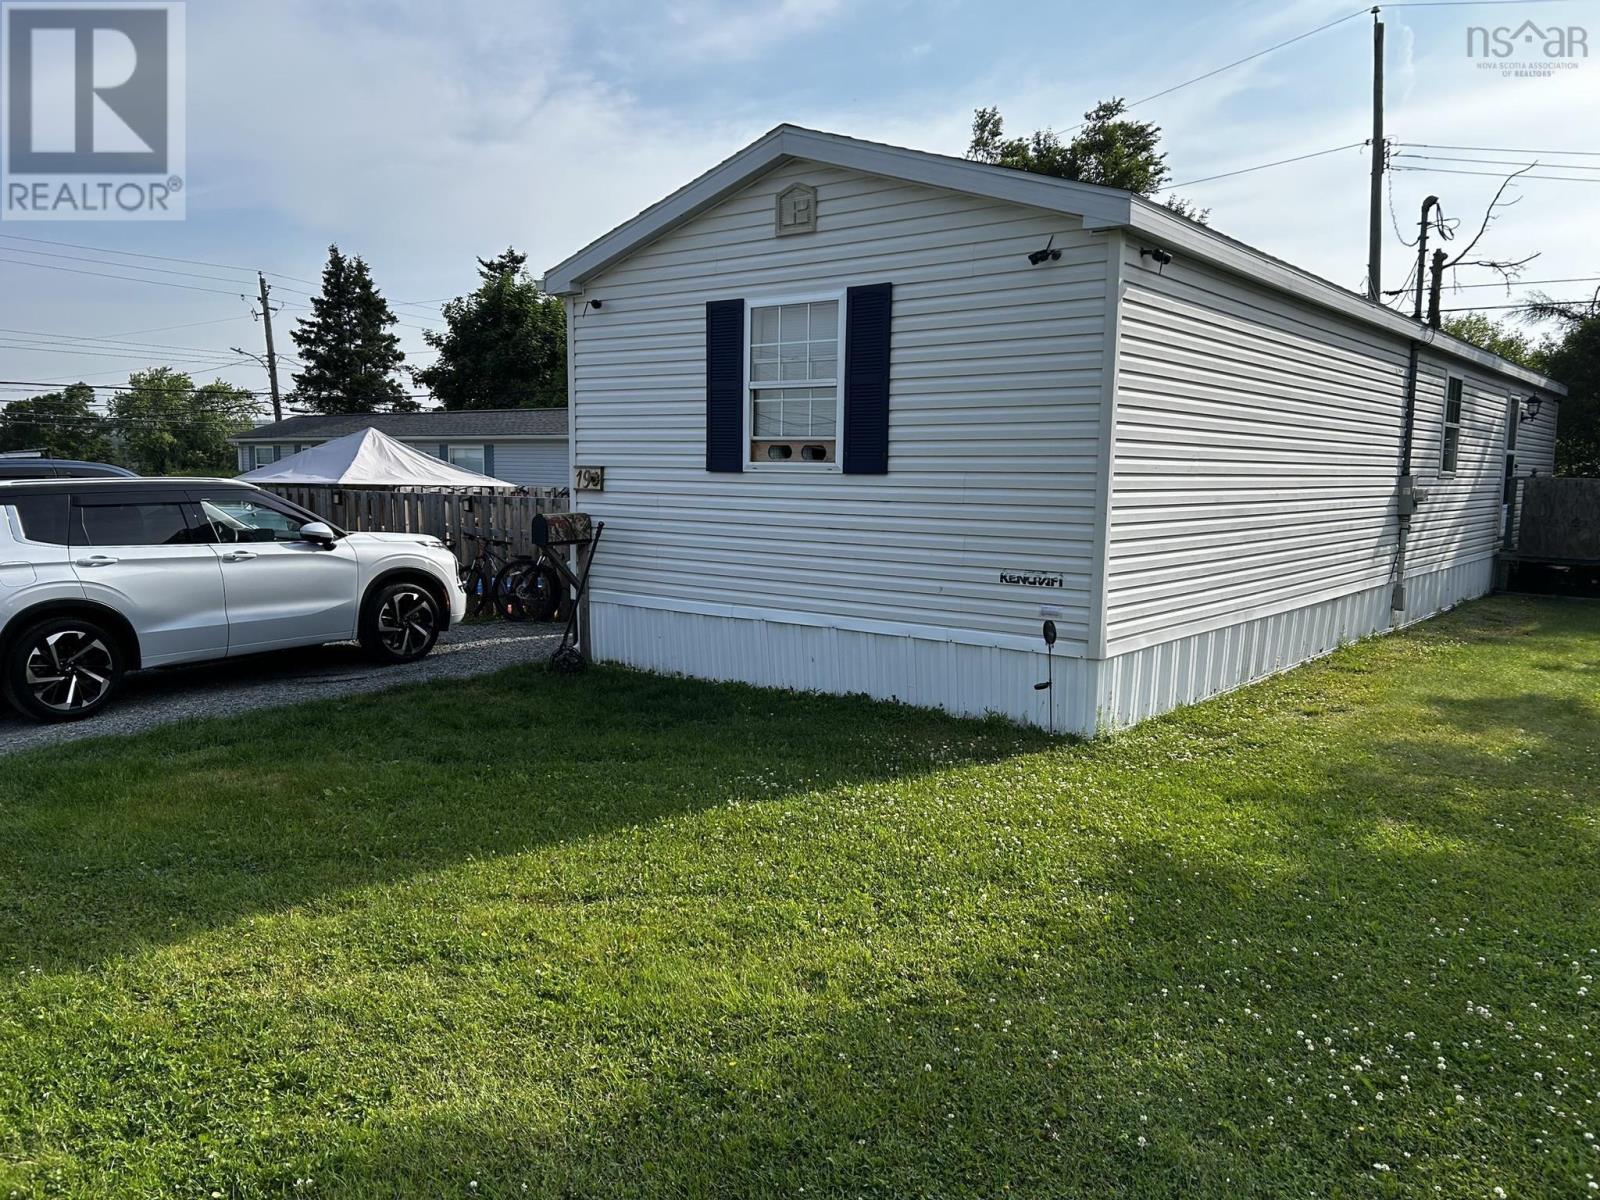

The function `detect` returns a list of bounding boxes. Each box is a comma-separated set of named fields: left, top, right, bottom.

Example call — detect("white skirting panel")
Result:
left=590, top=601, right=1099, bottom=733
left=591, top=554, right=1496, bottom=737
left=1092, top=554, right=1496, bottom=732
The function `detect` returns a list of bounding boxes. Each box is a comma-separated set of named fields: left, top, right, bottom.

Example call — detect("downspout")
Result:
left=1392, top=342, right=1423, bottom=618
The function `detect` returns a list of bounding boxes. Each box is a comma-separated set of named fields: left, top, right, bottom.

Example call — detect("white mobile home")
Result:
left=544, top=126, right=1563, bottom=734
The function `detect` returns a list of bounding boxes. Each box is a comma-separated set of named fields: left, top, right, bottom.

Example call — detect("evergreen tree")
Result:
left=0, top=383, right=113, bottom=461
left=968, top=101, right=1208, bottom=224
left=414, top=248, right=566, bottom=409
left=290, top=245, right=411, bottom=413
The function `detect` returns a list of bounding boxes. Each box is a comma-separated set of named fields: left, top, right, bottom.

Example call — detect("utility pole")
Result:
left=1367, top=8, right=1385, bottom=303
left=257, top=272, right=283, bottom=423
left=1427, top=248, right=1446, bottom=328
left=1414, top=195, right=1439, bottom=320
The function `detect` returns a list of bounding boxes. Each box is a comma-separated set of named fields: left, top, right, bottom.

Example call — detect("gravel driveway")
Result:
left=0, top=622, right=560, bottom=756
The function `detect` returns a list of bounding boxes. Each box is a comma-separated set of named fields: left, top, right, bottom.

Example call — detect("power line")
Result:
left=1391, top=165, right=1600, bottom=183
left=0, top=374, right=269, bottom=395
left=0, top=341, right=250, bottom=364
left=1154, top=141, right=1367, bottom=192
left=1436, top=298, right=1597, bottom=313
left=1436, top=274, right=1600, bottom=290
left=0, top=233, right=448, bottom=321
left=1396, top=152, right=1600, bottom=172
left=0, top=253, right=253, bottom=297
left=0, top=231, right=315, bottom=285
left=0, top=239, right=261, bottom=286
left=99, top=315, right=253, bottom=339
left=1383, top=0, right=1575, bottom=5
left=1395, top=142, right=1600, bottom=157
left=0, top=325, right=270, bottom=357
left=1072, top=7, right=1371, bottom=129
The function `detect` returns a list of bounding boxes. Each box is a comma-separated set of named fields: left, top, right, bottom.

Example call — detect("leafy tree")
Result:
left=290, top=245, right=412, bottom=414
left=0, top=383, right=113, bottom=462
left=968, top=100, right=1208, bottom=223
left=109, top=369, right=259, bottom=476
left=414, top=248, right=567, bottom=409
left=1537, top=320, right=1600, bottom=477
left=1516, top=293, right=1600, bottom=477
left=1441, top=313, right=1548, bottom=373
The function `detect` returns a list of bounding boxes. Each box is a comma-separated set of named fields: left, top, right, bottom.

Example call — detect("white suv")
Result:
left=0, top=478, right=467, bottom=722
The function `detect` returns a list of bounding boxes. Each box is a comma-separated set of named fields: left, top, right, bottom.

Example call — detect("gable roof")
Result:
left=231, top=407, right=568, bottom=444
left=543, top=124, right=1563, bottom=395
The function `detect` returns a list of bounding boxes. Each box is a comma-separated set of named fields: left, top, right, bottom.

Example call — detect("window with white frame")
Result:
left=748, top=298, right=841, bottom=464
left=446, top=444, right=487, bottom=475
left=252, top=444, right=280, bottom=469
left=1440, top=376, right=1463, bottom=473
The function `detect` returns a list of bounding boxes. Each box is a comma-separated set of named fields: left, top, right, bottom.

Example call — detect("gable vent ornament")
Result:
left=776, top=183, right=817, bottom=236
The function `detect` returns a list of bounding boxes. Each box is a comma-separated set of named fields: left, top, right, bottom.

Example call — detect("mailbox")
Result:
left=532, top=511, right=595, bottom=547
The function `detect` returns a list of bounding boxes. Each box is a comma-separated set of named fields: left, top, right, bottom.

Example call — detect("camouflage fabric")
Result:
left=532, top=511, right=594, bottom=546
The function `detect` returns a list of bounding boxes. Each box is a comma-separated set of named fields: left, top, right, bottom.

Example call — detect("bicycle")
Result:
left=457, top=529, right=516, bottom=619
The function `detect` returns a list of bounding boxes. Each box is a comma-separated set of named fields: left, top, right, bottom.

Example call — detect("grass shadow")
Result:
left=0, top=665, right=1047, bottom=974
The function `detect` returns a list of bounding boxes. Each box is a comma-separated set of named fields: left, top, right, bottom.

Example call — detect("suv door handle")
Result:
left=74, top=555, right=119, bottom=567
left=221, top=550, right=258, bottom=563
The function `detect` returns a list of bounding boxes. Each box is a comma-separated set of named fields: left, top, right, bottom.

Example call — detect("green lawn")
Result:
left=1, top=597, right=1597, bottom=1199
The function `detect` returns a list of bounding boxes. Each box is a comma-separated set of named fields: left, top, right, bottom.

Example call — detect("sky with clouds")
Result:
left=1, top=0, right=1595, bottom=410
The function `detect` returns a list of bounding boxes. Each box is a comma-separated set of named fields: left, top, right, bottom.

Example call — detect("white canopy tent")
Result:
left=237, top=427, right=517, bottom=489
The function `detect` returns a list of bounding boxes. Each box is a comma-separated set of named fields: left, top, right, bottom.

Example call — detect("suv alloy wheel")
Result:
left=2, top=617, right=125, bottom=722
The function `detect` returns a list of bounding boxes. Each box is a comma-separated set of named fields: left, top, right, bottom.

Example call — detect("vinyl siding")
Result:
left=570, top=158, right=1110, bottom=654
left=400, top=439, right=568, bottom=487
left=1104, top=243, right=1557, bottom=655
left=1514, top=397, right=1559, bottom=477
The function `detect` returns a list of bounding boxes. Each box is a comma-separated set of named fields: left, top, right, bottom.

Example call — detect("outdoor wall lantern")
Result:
left=1520, top=395, right=1542, bottom=425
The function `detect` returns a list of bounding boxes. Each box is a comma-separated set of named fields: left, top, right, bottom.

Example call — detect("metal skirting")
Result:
left=591, top=601, right=1100, bottom=733
left=591, top=556, right=1497, bottom=735
left=1092, top=555, right=1495, bottom=733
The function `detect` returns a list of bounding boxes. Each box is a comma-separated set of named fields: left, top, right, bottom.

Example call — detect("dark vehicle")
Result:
left=0, top=458, right=137, bottom=481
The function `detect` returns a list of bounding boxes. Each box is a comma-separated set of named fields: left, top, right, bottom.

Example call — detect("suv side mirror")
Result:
left=299, top=521, right=338, bottom=546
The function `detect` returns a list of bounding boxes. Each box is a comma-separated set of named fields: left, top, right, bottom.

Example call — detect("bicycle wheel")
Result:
left=492, top=561, right=560, bottom=622
left=490, top=561, right=530, bottom=622
left=462, top=564, right=491, bottom=618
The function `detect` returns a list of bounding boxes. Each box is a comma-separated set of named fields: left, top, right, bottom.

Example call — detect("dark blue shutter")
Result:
left=706, top=298, right=744, bottom=472
left=482, top=444, right=495, bottom=478
left=843, top=283, right=892, bottom=475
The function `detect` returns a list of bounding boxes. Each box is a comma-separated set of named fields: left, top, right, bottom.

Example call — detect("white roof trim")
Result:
left=543, top=124, right=1564, bottom=395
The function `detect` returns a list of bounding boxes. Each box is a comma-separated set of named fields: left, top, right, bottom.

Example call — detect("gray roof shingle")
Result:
left=233, top=407, right=568, bottom=442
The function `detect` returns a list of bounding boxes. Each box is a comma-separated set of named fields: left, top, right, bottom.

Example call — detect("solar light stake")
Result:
left=1034, top=619, right=1057, bottom=735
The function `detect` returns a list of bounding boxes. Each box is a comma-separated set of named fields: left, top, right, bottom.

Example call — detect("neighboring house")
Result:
left=230, top=408, right=569, bottom=488
left=543, top=125, right=1564, bottom=735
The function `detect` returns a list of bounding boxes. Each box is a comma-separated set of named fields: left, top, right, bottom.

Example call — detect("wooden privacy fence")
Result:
left=1506, top=476, right=1600, bottom=564
left=263, top=486, right=570, bottom=567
